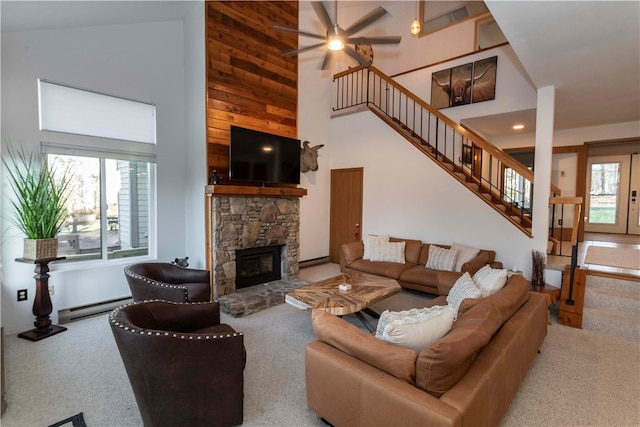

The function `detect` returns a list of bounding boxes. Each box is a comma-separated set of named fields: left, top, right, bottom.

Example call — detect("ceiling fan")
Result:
left=274, top=1, right=402, bottom=70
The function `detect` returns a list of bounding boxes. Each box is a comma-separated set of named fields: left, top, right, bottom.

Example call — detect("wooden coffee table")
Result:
left=285, top=272, right=401, bottom=331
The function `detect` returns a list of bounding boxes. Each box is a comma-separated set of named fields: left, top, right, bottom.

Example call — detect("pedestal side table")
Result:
left=15, top=257, right=67, bottom=342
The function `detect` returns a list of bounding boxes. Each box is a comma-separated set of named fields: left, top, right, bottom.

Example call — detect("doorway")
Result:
left=585, top=154, right=639, bottom=235
left=329, top=168, right=363, bottom=263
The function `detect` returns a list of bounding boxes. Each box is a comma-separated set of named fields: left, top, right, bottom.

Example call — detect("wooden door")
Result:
left=329, top=168, right=363, bottom=263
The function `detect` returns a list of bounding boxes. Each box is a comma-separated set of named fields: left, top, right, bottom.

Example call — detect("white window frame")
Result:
left=42, top=143, right=157, bottom=267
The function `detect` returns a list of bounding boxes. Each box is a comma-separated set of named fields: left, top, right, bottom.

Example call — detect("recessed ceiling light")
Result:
left=512, top=124, right=525, bottom=130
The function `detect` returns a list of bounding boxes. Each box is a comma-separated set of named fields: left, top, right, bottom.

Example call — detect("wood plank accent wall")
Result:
left=205, top=1, right=299, bottom=181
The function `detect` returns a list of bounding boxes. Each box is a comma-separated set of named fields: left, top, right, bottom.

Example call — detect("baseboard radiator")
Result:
left=58, top=296, right=132, bottom=324
left=299, top=256, right=330, bottom=269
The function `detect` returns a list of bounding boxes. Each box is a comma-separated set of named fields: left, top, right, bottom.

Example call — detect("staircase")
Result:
left=332, top=66, right=563, bottom=236
left=582, top=274, right=640, bottom=342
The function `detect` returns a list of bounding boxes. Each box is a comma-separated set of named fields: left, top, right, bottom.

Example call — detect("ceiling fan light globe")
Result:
left=327, top=36, right=344, bottom=50
left=410, top=19, right=421, bottom=35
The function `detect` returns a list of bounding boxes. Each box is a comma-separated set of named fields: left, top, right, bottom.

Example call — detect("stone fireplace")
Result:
left=206, top=185, right=306, bottom=298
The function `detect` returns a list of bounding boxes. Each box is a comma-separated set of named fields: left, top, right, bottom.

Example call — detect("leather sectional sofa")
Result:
left=305, top=274, right=548, bottom=427
left=340, top=237, right=501, bottom=295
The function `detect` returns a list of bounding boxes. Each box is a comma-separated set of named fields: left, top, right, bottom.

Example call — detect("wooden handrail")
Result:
left=333, top=65, right=566, bottom=230
left=352, top=66, right=559, bottom=196
left=549, top=196, right=583, bottom=205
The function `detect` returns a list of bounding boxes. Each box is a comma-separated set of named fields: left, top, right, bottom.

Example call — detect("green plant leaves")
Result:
left=3, top=144, right=73, bottom=239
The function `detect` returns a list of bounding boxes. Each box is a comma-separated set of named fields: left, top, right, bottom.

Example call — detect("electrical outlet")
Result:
left=49, top=285, right=55, bottom=296
left=17, top=289, right=28, bottom=301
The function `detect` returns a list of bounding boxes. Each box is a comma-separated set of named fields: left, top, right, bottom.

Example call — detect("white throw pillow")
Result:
left=376, top=307, right=429, bottom=338
left=450, top=243, right=480, bottom=272
left=446, top=272, right=483, bottom=319
left=371, top=241, right=406, bottom=264
left=425, top=245, right=458, bottom=271
left=473, top=265, right=508, bottom=297
left=376, top=305, right=455, bottom=353
left=363, top=234, right=388, bottom=260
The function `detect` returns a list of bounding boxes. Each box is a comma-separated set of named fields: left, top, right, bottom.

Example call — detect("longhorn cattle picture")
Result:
left=431, top=56, right=497, bottom=109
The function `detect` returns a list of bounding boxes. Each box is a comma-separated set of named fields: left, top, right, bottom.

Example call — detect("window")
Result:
left=503, top=150, right=534, bottom=214
left=38, top=79, right=156, bottom=144
left=47, top=151, right=153, bottom=261
left=38, top=80, right=156, bottom=263
left=503, top=167, right=532, bottom=211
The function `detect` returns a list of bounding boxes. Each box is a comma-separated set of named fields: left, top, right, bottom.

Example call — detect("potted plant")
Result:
left=3, top=144, right=72, bottom=260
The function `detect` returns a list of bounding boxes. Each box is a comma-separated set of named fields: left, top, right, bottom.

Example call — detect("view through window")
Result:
left=588, top=162, right=620, bottom=224
left=50, top=154, right=151, bottom=260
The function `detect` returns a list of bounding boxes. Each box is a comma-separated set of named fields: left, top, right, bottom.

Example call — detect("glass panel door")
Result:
left=585, top=155, right=631, bottom=234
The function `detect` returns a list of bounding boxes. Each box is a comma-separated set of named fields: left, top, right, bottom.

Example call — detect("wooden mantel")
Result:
left=205, top=185, right=307, bottom=197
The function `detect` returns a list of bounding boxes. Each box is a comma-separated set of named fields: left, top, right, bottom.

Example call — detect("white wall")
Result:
left=182, top=2, right=207, bottom=269
left=1, top=15, right=202, bottom=333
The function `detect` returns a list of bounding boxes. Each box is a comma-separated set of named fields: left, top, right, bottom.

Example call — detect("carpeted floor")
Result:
left=2, top=264, right=639, bottom=427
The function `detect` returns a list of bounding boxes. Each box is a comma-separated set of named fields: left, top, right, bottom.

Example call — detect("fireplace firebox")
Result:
left=235, top=245, right=282, bottom=289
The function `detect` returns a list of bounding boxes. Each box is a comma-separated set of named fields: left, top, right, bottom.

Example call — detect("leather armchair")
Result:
left=124, top=262, right=211, bottom=303
left=109, top=300, right=244, bottom=427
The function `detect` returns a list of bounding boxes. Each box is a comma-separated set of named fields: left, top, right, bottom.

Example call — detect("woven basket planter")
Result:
left=23, top=238, right=58, bottom=260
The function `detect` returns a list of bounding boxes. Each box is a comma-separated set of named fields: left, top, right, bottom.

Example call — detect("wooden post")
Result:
left=558, top=265, right=587, bottom=328
left=16, top=257, right=67, bottom=341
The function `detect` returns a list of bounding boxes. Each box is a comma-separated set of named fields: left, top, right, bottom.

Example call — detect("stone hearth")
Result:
left=218, top=278, right=308, bottom=317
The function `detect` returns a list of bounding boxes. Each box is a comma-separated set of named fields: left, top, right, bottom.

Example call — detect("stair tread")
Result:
left=583, top=306, right=640, bottom=321
left=582, top=307, right=640, bottom=342
left=586, top=286, right=640, bottom=299
left=587, top=276, right=640, bottom=294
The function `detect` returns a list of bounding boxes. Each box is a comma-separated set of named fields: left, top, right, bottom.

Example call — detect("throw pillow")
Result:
left=446, top=272, right=482, bottom=318
left=425, top=245, right=458, bottom=271
left=376, top=307, right=431, bottom=338
left=376, top=305, right=455, bottom=353
left=370, top=241, right=406, bottom=263
left=450, top=243, right=480, bottom=272
left=363, top=234, right=389, bottom=260
left=473, top=265, right=508, bottom=297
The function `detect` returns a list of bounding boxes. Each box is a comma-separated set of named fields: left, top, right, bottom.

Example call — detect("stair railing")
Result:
left=548, top=196, right=583, bottom=305
left=333, top=66, right=559, bottom=233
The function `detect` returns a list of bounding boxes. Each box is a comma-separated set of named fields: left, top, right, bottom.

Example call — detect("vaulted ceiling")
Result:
left=2, top=1, right=639, bottom=140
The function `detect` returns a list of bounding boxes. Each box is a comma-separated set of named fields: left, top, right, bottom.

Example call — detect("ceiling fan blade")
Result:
left=281, top=42, right=326, bottom=57
left=343, top=45, right=369, bottom=67
left=346, top=36, right=402, bottom=45
left=311, top=1, right=335, bottom=34
left=343, top=6, right=387, bottom=36
left=320, top=52, right=332, bottom=70
left=273, top=25, right=326, bottom=40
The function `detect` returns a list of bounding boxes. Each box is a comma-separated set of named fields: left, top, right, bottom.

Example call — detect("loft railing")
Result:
left=333, top=66, right=562, bottom=233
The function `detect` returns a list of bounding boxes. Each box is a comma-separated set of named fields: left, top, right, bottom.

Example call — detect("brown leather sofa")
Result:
left=110, top=300, right=244, bottom=427
left=341, top=237, right=500, bottom=295
left=124, top=262, right=211, bottom=303
left=305, top=275, right=548, bottom=427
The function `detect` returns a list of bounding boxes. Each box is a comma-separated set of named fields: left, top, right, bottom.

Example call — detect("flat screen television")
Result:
left=229, top=125, right=301, bottom=185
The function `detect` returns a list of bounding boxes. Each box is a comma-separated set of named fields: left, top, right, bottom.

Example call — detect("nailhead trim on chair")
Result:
left=109, top=300, right=243, bottom=340
left=124, top=266, right=190, bottom=302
